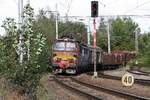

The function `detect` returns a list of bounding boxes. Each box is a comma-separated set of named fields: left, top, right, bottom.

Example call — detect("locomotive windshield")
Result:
left=53, top=41, right=77, bottom=51
left=66, top=42, right=76, bottom=51
left=53, top=42, right=65, bottom=51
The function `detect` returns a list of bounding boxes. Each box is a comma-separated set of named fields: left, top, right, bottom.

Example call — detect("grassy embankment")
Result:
left=0, top=74, right=50, bottom=100
left=0, top=76, right=27, bottom=100
left=128, top=55, right=150, bottom=71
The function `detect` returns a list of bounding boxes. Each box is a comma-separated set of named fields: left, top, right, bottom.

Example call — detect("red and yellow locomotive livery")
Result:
left=51, top=38, right=80, bottom=74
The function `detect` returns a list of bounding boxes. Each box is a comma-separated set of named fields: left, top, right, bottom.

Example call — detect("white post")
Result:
left=107, top=18, right=111, bottom=53
left=27, top=1, right=30, bottom=61
left=55, top=4, right=58, bottom=39
left=87, top=18, right=90, bottom=45
left=18, top=0, right=24, bottom=64
left=135, top=29, right=139, bottom=53
left=135, top=28, right=139, bottom=65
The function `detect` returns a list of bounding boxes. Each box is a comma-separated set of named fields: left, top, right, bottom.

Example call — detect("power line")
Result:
left=66, top=0, right=73, bottom=16
left=58, top=1, right=66, bottom=10
left=58, top=14, right=150, bottom=19
left=27, top=0, right=30, bottom=4
left=98, top=0, right=106, bottom=7
left=136, top=0, right=139, bottom=7
left=104, top=0, right=121, bottom=7
left=124, top=0, right=150, bottom=14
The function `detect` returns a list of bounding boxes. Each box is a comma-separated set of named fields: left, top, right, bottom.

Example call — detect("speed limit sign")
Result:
left=122, top=73, right=134, bottom=86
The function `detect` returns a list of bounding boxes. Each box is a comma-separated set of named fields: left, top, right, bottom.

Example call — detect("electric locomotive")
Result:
left=51, top=37, right=103, bottom=74
left=51, top=38, right=80, bottom=74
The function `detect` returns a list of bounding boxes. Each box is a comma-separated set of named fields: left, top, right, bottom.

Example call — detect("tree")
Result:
left=111, top=17, right=138, bottom=51
left=96, top=17, right=108, bottom=51
left=22, top=4, right=34, bottom=61
left=96, top=17, right=140, bottom=52
left=138, top=33, right=150, bottom=66
left=13, top=4, right=47, bottom=99
left=139, top=33, right=150, bottom=54
left=1, top=18, right=17, bottom=36
left=33, top=10, right=87, bottom=45
left=0, top=4, right=48, bottom=99
left=59, top=21, right=86, bottom=43
left=0, top=18, right=18, bottom=74
left=33, top=10, right=56, bottom=49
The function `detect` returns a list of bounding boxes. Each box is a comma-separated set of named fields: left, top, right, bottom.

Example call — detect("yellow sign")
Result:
left=122, top=73, right=134, bottom=87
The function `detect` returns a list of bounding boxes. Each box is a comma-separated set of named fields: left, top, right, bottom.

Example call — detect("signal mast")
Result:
left=91, top=1, right=98, bottom=78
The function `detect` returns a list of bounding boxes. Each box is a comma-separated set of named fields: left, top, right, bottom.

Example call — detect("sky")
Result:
left=1, top=0, right=150, bottom=36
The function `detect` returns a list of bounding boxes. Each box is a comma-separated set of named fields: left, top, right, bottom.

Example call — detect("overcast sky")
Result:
left=1, top=0, right=150, bottom=35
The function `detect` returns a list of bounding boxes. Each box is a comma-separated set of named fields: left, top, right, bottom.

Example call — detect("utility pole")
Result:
left=135, top=28, right=139, bottom=53
left=18, top=0, right=24, bottom=65
left=107, top=18, right=111, bottom=53
left=45, top=8, right=59, bottom=39
left=135, top=28, right=139, bottom=65
left=55, top=4, right=58, bottom=39
left=87, top=18, right=91, bottom=45
left=27, top=0, right=30, bottom=61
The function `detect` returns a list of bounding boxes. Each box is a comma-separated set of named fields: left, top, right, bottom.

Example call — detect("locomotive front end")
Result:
left=51, top=39, right=79, bottom=74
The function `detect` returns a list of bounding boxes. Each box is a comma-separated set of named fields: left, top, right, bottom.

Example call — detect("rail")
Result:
left=87, top=72, right=150, bottom=86
left=127, top=70, right=150, bottom=76
left=52, top=75, right=103, bottom=100
left=71, top=77, right=150, bottom=100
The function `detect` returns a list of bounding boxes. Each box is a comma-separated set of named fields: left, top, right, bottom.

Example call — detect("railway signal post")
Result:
left=91, top=1, right=98, bottom=78
left=93, top=19, right=97, bottom=78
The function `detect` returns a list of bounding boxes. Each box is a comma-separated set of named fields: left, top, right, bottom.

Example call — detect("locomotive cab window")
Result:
left=66, top=42, right=77, bottom=51
left=53, top=42, right=65, bottom=51
left=53, top=41, right=77, bottom=51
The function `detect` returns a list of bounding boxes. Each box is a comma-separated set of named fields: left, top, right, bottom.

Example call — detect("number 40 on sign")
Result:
left=122, top=73, right=134, bottom=87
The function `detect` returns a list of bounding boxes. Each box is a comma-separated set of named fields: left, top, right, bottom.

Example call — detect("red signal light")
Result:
left=91, top=1, right=98, bottom=17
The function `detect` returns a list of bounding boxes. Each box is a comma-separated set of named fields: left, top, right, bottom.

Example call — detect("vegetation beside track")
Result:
left=0, top=76, right=27, bottom=100
left=0, top=4, right=86, bottom=100
left=0, top=3, right=150, bottom=100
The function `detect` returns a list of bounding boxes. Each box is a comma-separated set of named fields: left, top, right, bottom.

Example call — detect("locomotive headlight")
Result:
left=53, top=53, right=57, bottom=57
left=56, top=58, right=61, bottom=62
left=69, top=59, right=74, bottom=63
left=73, top=55, right=78, bottom=58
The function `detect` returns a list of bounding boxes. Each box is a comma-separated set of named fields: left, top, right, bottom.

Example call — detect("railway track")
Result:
left=71, top=77, right=150, bottom=100
left=51, top=75, right=149, bottom=100
left=127, top=70, right=150, bottom=76
left=87, top=72, right=150, bottom=86
left=53, top=75, right=103, bottom=100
